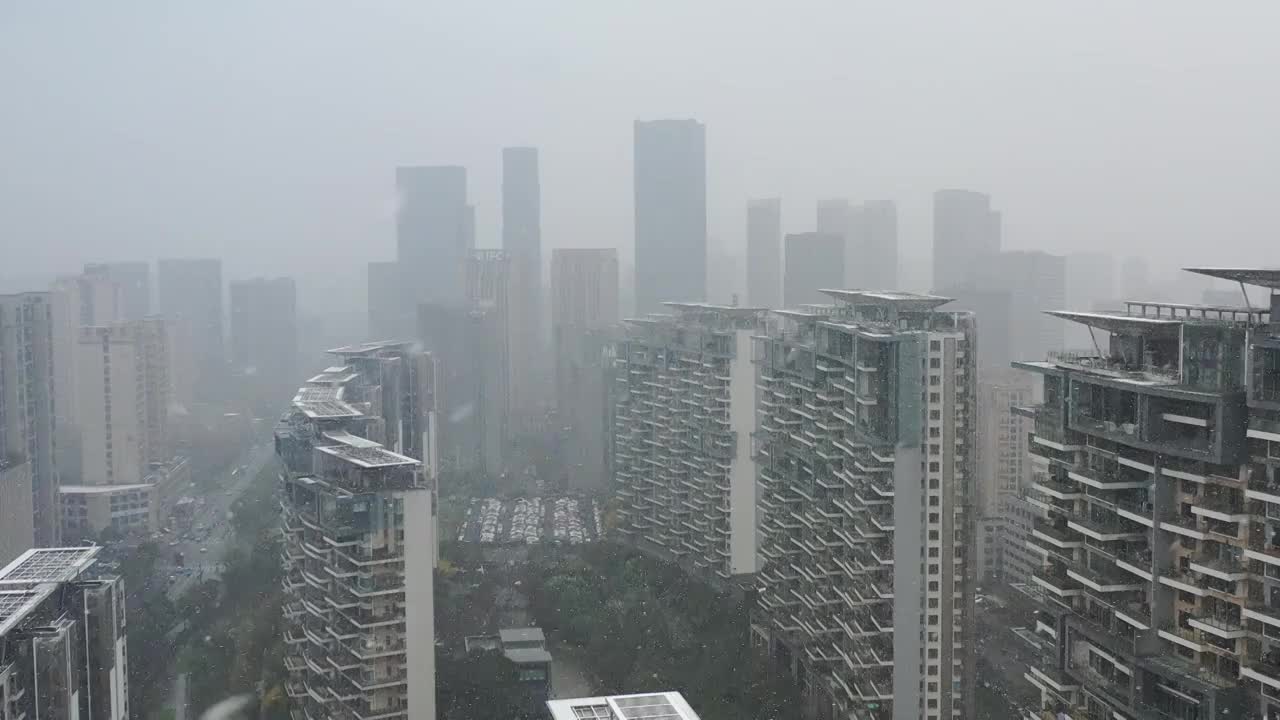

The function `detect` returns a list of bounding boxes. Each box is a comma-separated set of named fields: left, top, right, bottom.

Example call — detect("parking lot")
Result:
left=457, top=496, right=604, bottom=545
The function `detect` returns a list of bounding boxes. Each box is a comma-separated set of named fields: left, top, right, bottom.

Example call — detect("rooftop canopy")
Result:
left=1184, top=267, right=1280, bottom=290
left=0, top=546, right=100, bottom=586
left=326, top=339, right=413, bottom=356
left=1045, top=310, right=1181, bottom=337
left=819, top=289, right=954, bottom=312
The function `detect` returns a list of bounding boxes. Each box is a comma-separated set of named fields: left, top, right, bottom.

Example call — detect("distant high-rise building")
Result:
left=612, top=304, right=762, bottom=582
left=976, top=371, right=1033, bottom=587
left=816, top=197, right=850, bottom=239
left=1065, top=252, right=1115, bottom=348
left=932, top=189, right=1001, bottom=292
left=847, top=200, right=898, bottom=290
left=157, top=258, right=224, bottom=405
left=69, top=318, right=184, bottom=538
left=634, top=119, right=706, bottom=313
left=502, top=147, right=543, bottom=425
left=0, top=292, right=57, bottom=552
left=943, top=286, right=1012, bottom=377
left=230, top=277, right=298, bottom=412
left=746, top=198, right=782, bottom=308
left=753, top=291, right=977, bottom=720
left=989, top=250, right=1066, bottom=363
left=367, top=260, right=408, bottom=339
left=1120, top=255, right=1151, bottom=299
left=705, top=243, right=742, bottom=306
left=783, top=232, right=844, bottom=307
left=87, top=261, right=150, bottom=320
left=396, top=166, right=470, bottom=307
left=275, top=343, right=436, bottom=720
left=551, top=249, right=619, bottom=492
left=0, top=547, right=130, bottom=720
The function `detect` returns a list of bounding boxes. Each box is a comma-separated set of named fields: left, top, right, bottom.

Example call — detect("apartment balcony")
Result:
left=1113, top=547, right=1154, bottom=581
left=1031, top=476, right=1084, bottom=501
left=1188, top=552, right=1248, bottom=582
left=1114, top=601, right=1152, bottom=631
left=1114, top=498, right=1155, bottom=527
left=1032, top=519, right=1085, bottom=550
left=1241, top=656, right=1280, bottom=693
left=1190, top=493, right=1248, bottom=524
left=1033, top=566, right=1084, bottom=598
left=1067, top=560, right=1144, bottom=593
left=1067, top=467, right=1150, bottom=492
left=1067, top=514, right=1145, bottom=543
left=1158, top=622, right=1208, bottom=652
left=1186, top=613, right=1246, bottom=640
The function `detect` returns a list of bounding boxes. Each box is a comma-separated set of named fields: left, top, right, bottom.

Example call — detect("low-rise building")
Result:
left=548, top=692, right=702, bottom=720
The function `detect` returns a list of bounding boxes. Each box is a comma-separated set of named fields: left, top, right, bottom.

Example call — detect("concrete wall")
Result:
left=729, top=329, right=758, bottom=575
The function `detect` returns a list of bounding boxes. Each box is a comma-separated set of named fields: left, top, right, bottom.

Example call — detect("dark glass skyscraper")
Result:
left=502, top=147, right=543, bottom=424
left=633, top=119, right=706, bottom=314
left=396, top=165, right=470, bottom=307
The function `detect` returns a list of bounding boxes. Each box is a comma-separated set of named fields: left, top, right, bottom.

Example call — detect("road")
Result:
left=162, top=441, right=277, bottom=600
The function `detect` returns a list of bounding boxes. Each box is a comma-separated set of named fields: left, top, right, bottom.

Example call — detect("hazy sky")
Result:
left=3, top=2, right=1278, bottom=311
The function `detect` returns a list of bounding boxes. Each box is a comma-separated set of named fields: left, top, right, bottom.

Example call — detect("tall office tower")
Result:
left=66, top=318, right=182, bottom=538
left=502, top=147, right=544, bottom=426
left=783, top=232, right=844, bottom=308
left=157, top=258, right=224, bottom=406
left=753, top=291, right=977, bottom=720
left=816, top=197, right=851, bottom=237
left=990, top=251, right=1066, bottom=364
left=633, top=119, right=707, bottom=314
left=274, top=342, right=436, bottom=720
left=86, top=261, right=150, bottom=320
left=551, top=249, right=619, bottom=491
left=1014, top=266, right=1280, bottom=720
left=611, top=304, right=762, bottom=583
left=0, top=546, right=129, bottom=720
left=1120, top=255, right=1151, bottom=299
left=468, top=250, right=512, bottom=471
left=366, top=260, right=406, bottom=339
left=975, top=370, right=1033, bottom=587
left=746, top=198, right=783, bottom=308
left=396, top=165, right=470, bottom=307
left=932, top=189, right=1001, bottom=293
left=548, top=692, right=703, bottom=720
left=229, top=277, right=298, bottom=411
left=847, top=200, right=899, bottom=290
left=0, top=293, right=57, bottom=554
left=1065, top=253, right=1115, bottom=347
left=49, top=270, right=122, bottom=450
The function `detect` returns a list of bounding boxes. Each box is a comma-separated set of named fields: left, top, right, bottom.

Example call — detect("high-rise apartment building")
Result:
left=230, top=277, right=298, bottom=410
left=746, top=198, right=783, bottom=309
left=932, top=189, right=1001, bottom=293
left=976, top=371, right=1033, bottom=586
left=0, top=546, right=129, bottom=720
left=157, top=258, right=224, bottom=406
left=783, top=232, right=844, bottom=308
left=847, top=201, right=898, bottom=291
left=0, top=292, right=57, bottom=553
left=634, top=119, right=706, bottom=314
left=551, top=249, right=619, bottom=492
left=396, top=165, right=470, bottom=309
left=817, top=198, right=851, bottom=240
left=991, top=251, right=1066, bottom=365
left=274, top=341, right=436, bottom=720
left=611, top=304, right=762, bottom=583
left=502, top=147, right=544, bottom=426
left=65, top=318, right=185, bottom=538
left=752, top=291, right=976, bottom=720
left=87, top=261, right=151, bottom=321
left=1015, top=267, right=1280, bottom=720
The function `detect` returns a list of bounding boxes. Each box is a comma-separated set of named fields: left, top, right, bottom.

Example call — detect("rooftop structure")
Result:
left=547, top=692, right=701, bottom=720
left=1014, top=267, right=1280, bottom=720
left=0, top=546, right=99, bottom=586
left=752, top=289, right=977, bottom=720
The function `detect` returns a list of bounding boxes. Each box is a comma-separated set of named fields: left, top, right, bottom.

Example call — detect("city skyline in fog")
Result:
left=4, top=1, right=1280, bottom=314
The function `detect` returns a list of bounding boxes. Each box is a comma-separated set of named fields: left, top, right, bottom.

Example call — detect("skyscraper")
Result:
left=275, top=342, right=436, bottom=720
left=932, top=189, right=1001, bottom=292
left=753, top=291, right=977, bottom=720
left=229, top=277, right=298, bottom=411
left=988, top=250, right=1066, bottom=363
left=816, top=197, right=850, bottom=238
left=634, top=119, right=706, bottom=313
left=0, top=292, right=57, bottom=552
left=746, top=198, right=782, bottom=309
left=396, top=165, right=470, bottom=307
left=551, top=248, right=619, bottom=491
left=502, top=147, right=543, bottom=425
left=783, top=232, right=844, bottom=307
left=975, top=370, right=1033, bottom=587
left=0, top=547, right=130, bottom=720
left=157, top=258, right=224, bottom=405
left=612, top=304, right=762, bottom=582
left=87, top=261, right=150, bottom=321
left=1120, top=255, right=1151, bottom=299
left=847, top=200, right=899, bottom=290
